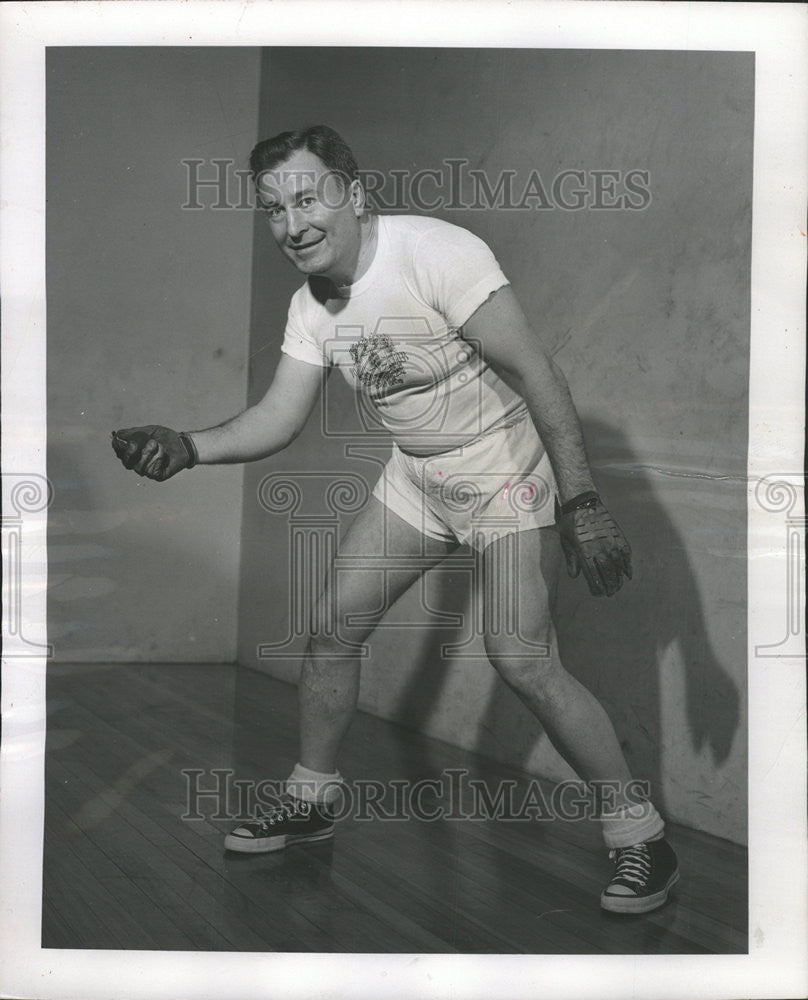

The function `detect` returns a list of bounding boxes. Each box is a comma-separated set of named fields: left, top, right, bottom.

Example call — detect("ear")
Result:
left=350, top=177, right=366, bottom=217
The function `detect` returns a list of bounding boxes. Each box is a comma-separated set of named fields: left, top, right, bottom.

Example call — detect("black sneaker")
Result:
left=224, top=795, right=335, bottom=854
left=600, top=837, right=680, bottom=914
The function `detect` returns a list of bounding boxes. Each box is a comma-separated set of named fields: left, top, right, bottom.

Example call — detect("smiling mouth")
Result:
left=289, top=236, right=325, bottom=252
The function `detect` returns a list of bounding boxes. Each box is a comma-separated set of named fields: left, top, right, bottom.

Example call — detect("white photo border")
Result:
left=1, top=2, right=806, bottom=998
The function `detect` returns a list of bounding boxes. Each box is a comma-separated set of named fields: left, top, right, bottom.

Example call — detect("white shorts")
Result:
left=371, top=412, right=558, bottom=552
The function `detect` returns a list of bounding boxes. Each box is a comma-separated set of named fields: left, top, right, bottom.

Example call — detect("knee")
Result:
left=484, top=628, right=556, bottom=694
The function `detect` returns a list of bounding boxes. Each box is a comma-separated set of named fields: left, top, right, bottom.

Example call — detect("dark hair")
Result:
left=249, top=125, right=359, bottom=186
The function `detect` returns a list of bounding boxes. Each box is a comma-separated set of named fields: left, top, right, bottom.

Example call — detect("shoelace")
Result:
left=255, top=798, right=312, bottom=832
left=609, top=842, right=652, bottom=887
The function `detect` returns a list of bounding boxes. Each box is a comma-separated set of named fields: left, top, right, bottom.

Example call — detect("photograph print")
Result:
left=39, top=43, right=755, bottom=958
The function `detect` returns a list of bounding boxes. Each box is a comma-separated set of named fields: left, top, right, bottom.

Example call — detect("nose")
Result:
left=286, top=207, right=308, bottom=241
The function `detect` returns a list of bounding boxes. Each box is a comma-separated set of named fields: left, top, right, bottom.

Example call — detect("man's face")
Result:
left=255, top=149, right=362, bottom=282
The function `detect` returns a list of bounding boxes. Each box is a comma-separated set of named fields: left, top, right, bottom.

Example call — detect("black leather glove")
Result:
left=556, top=492, right=632, bottom=597
left=111, top=425, right=198, bottom=481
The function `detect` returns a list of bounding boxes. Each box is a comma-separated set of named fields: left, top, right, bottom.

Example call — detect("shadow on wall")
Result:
left=385, top=417, right=743, bottom=819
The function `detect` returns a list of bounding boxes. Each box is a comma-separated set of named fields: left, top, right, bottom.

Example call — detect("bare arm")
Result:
left=189, top=354, right=328, bottom=464
left=462, top=284, right=594, bottom=503
left=112, top=354, right=327, bottom=479
left=462, top=284, right=631, bottom=596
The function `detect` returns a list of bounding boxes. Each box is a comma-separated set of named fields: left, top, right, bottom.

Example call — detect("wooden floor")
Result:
left=42, top=662, right=747, bottom=953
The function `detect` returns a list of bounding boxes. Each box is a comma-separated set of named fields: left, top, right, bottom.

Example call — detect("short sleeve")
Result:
left=280, top=287, right=329, bottom=368
left=412, top=222, right=510, bottom=329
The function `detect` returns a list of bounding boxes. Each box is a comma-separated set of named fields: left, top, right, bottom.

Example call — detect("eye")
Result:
left=299, top=196, right=316, bottom=209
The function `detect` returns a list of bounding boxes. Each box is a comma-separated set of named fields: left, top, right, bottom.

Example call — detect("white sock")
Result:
left=286, top=762, right=343, bottom=805
left=601, top=800, right=665, bottom=849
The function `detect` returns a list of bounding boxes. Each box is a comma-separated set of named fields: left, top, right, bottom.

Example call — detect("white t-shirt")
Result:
left=280, top=214, right=529, bottom=455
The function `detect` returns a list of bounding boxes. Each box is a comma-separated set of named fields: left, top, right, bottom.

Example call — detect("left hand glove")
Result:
left=557, top=497, right=632, bottom=597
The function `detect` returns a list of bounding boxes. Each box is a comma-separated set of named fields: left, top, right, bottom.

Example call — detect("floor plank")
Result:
left=43, top=662, right=748, bottom=954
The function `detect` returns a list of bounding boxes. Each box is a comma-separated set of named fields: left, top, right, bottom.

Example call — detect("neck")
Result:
left=336, top=214, right=377, bottom=288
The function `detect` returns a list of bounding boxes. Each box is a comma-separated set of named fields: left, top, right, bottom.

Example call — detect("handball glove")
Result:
left=556, top=492, right=632, bottom=597
left=111, top=425, right=198, bottom=481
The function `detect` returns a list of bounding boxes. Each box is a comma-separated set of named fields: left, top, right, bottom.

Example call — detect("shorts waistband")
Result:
left=395, top=406, right=531, bottom=460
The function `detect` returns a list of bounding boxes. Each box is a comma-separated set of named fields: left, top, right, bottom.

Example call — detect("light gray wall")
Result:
left=237, top=49, right=751, bottom=844
left=47, top=48, right=261, bottom=661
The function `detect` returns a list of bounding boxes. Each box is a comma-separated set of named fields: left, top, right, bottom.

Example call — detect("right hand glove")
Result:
left=110, top=425, right=197, bottom=481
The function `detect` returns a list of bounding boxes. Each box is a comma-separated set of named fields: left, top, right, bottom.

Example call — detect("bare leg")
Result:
left=299, top=497, right=456, bottom=773
left=482, top=526, right=635, bottom=811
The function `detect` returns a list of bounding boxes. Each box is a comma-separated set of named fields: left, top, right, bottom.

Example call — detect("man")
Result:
left=112, top=125, right=679, bottom=914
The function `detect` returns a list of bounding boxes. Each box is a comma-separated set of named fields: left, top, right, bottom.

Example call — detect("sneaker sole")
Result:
left=600, top=870, right=680, bottom=914
left=224, top=827, right=334, bottom=854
